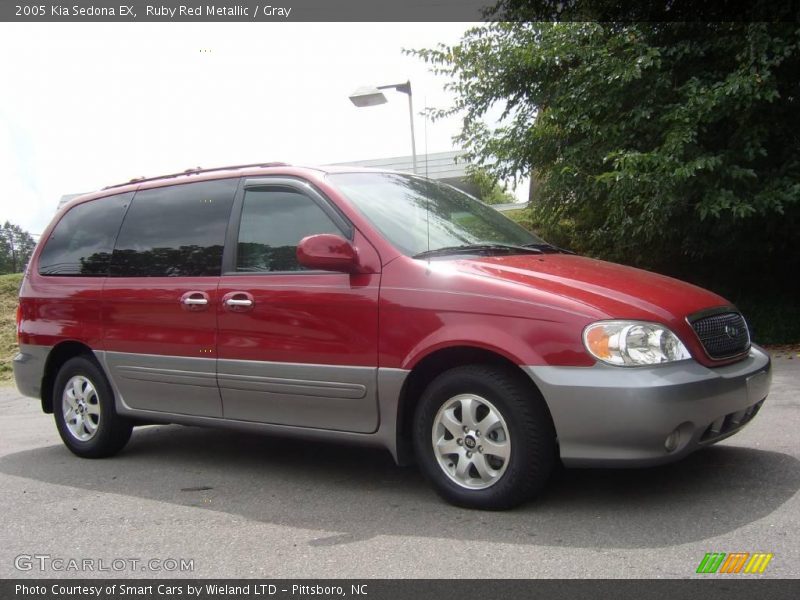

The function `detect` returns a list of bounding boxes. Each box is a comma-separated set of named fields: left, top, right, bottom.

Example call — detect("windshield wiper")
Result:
left=523, top=243, right=576, bottom=255
left=413, top=243, right=544, bottom=259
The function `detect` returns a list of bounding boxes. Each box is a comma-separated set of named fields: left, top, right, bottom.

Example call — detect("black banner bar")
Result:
left=6, top=1, right=490, bottom=22
left=3, top=580, right=800, bottom=600
left=2, top=0, right=799, bottom=22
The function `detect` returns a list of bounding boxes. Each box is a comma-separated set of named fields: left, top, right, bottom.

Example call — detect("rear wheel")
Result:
left=413, top=365, right=555, bottom=509
left=53, top=356, right=132, bottom=458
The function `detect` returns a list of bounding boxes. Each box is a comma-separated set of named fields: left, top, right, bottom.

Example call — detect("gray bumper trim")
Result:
left=12, top=344, right=51, bottom=399
left=525, top=345, right=772, bottom=467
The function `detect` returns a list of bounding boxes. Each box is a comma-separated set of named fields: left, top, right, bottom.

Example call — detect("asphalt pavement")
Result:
left=0, top=357, right=798, bottom=579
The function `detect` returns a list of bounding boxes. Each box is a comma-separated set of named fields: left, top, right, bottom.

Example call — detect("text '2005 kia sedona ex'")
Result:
left=14, top=162, right=772, bottom=509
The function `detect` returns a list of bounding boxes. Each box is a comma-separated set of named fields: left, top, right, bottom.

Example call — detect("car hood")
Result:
left=452, top=253, right=730, bottom=323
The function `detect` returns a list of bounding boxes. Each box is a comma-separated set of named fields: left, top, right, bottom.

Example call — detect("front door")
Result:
left=216, top=178, right=380, bottom=433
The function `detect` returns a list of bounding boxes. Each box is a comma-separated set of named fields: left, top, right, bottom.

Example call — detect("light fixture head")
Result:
left=348, top=86, right=388, bottom=108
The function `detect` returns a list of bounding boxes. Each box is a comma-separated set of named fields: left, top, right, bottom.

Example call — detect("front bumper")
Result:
left=525, top=345, right=772, bottom=467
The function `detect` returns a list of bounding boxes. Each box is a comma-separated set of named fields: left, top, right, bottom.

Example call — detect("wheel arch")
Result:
left=394, top=344, right=555, bottom=465
left=41, top=341, right=98, bottom=414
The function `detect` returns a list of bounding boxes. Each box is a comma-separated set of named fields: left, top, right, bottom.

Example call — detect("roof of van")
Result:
left=101, top=162, right=400, bottom=191
left=51, top=162, right=406, bottom=212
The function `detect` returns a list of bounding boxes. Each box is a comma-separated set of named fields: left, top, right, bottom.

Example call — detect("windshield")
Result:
left=327, top=172, right=546, bottom=257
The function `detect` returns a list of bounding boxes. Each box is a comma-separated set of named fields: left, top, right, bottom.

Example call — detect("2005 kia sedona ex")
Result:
left=14, top=163, right=772, bottom=509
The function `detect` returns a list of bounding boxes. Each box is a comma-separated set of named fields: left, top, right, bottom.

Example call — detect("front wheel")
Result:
left=53, top=356, right=132, bottom=458
left=413, top=365, right=556, bottom=510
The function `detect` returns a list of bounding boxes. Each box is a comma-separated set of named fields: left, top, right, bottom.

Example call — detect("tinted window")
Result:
left=111, top=179, right=237, bottom=277
left=236, top=188, right=342, bottom=272
left=328, top=173, right=544, bottom=256
left=38, top=193, right=132, bottom=276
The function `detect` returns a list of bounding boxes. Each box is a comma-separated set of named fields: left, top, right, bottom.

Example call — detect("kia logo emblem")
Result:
left=724, top=325, right=739, bottom=339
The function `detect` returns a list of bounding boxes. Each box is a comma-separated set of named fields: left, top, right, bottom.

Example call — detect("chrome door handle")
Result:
left=180, top=291, right=210, bottom=310
left=225, top=298, right=253, bottom=307
left=222, top=291, right=255, bottom=311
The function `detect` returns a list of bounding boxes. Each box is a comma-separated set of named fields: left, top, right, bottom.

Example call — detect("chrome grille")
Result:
left=689, top=311, right=750, bottom=360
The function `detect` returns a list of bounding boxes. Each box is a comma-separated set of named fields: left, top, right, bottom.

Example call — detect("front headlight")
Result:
left=583, top=320, right=691, bottom=366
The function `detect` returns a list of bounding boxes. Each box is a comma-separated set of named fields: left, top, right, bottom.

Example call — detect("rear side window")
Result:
left=111, top=179, right=237, bottom=277
left=235, top=188, right=342, bottom=272
left=38, top=192, right=132, bottom=276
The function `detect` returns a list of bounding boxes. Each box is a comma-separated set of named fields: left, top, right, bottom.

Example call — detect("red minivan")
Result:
left=14, top=163, right=772, bottom=509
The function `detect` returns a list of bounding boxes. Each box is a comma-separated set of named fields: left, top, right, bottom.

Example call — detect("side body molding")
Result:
left=101, top=351, right=221, bottom=417
left=217, top=358, right=377, bottom=433
left=95, top=350, right=411, bottom=463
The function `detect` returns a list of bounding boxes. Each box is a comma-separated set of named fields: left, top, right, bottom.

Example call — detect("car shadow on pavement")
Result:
left=1, top=424, right=797, bottom=549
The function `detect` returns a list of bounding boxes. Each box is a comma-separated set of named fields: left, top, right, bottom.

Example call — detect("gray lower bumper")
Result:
left=12, top=344, right=49, bottom=400
left=526, top=345, right=772, bottom=467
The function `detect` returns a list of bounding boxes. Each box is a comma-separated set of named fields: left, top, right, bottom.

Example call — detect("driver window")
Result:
left=236, top=188, right=342, bottom=272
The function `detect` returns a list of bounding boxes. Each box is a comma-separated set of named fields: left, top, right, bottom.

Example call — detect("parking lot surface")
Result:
left=1, top=358, right=798, bottom=578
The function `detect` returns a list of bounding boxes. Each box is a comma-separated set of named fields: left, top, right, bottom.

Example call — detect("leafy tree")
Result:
left=465, top=166, right=518, bottom=205
left=0, top=222, right=36, bottom=274
left=409, top=22, right=800, bottom=298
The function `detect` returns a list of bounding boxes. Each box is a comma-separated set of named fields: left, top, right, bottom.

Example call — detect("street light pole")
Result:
left=349, top=80, right=418, bottom=174
left=405, top=84, right=418, bottom=175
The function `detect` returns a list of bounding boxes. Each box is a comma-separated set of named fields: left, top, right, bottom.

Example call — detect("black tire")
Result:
left=413, top=364, right=556, bottom=510
left=53, top=356, right=132, bottom=458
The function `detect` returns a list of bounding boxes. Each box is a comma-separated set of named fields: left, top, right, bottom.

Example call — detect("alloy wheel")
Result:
left=431, top=393, right=511, bottom=490
left=62, top=375, right=101, bottom=442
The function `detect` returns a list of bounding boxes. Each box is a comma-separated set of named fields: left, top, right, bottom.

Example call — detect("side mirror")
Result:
left=296, top=234, right=363, bottom=274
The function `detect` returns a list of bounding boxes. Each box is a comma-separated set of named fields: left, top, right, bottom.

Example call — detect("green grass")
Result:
left=0, top=273, right=22, bottom=383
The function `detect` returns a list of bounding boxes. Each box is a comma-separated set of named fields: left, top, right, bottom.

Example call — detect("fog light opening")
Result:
left=664, top=429, right=681, bottom=453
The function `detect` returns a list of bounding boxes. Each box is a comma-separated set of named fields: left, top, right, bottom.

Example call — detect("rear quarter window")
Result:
left=38, top=192, right=133, bottom=276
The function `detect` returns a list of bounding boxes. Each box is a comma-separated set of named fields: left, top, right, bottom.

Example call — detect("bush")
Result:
left=414, top=22, right=800, bottom=343
left=0, top=273, right=22, bottom=382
